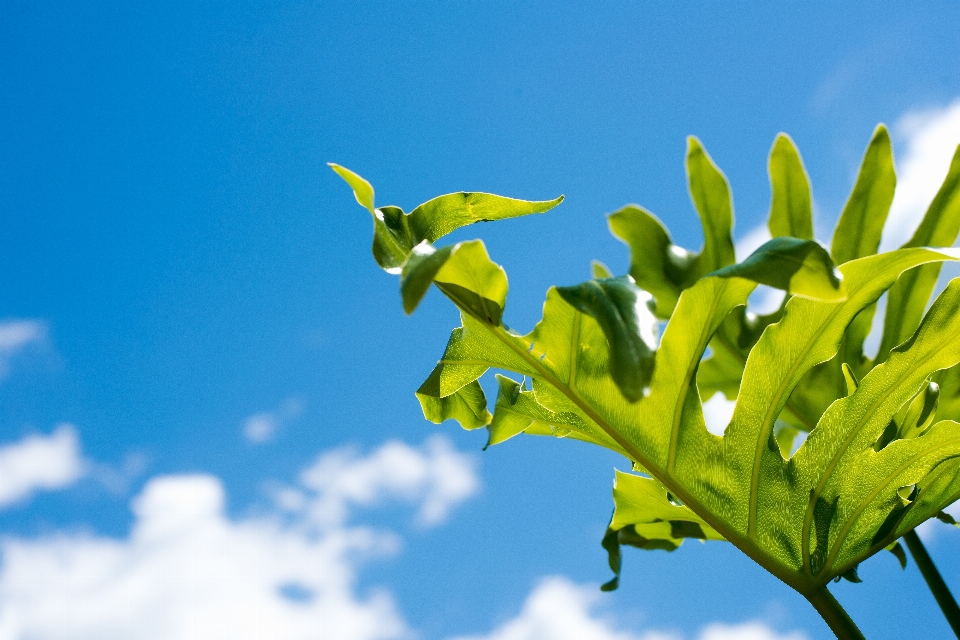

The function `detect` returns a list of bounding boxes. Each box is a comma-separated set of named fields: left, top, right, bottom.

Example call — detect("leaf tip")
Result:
left=328, top=163, right=376, bottom=214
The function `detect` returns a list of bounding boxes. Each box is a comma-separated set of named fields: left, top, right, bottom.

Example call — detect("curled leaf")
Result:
left=556, top=277, right=658, bottom=402
left=712, top=237, right=846, bottom=301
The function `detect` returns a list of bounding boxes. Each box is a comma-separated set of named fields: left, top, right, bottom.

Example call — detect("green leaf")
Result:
left=608, top=205, right=693, bottom=317
left=687, top=136, right=737, bottom=273
left=328, top=163, right=375, bottom=213
left=417, top=380, right=491, bottom=431
left=842, top=362, right=859, bottom=395
left=433, top=240, right=509, bottom=325
left=602, top=470, right=724, bottom=590
left=487, top=374, right=604, bottom=449
left=556, top=277, right=658, bottom=402
left=591, top=260, right=614, bottom=279
left=406, top=242, right=960, bottom=589
left=711, top=237, right=846, bottom=302
left=408, top=192, right=563, bottom=245
left=768, top=134, right=814, bottom=240
left=897, top=381, right=940, bottom=441
left=885, top=540, right=908, bottom=569
left=611, top=470, right=724, bottom=539
left=877, top=144, right=960, bottom=363
left=935, top=510, right=960, bottom=527
left=330, top=164, right=562, bottom=273
left=352, top=129, right=960, bottom=622
left=400, top=243, right=454, bottom=314
left=607, top=138, right=735, bottom=319
left=934, top=363, right=960, bottom=422
left=830, top=125, right=896, bottom=265
left=794, top=277, right=960, bottom=576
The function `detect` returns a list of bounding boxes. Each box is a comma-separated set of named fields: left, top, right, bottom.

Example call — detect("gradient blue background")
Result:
left=2, top=3, right=960, bottom=638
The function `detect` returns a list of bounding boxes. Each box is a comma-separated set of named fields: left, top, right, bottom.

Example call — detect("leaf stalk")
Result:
left=903, top=530, right=960, bottom=637
left=802, top=586, right=865, bottom=640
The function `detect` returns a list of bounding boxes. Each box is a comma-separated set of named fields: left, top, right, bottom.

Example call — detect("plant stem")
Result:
left=904, top=529, right=960, bottom=637
left=803, top=586, right=864, bottom=640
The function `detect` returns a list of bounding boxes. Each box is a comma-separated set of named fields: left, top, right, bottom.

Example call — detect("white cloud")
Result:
left=0, top=425, right=86, bottom=507
left=450, top=577, right=806, bottom=640
left=290, top=434, right=479, bottom=527
left=0, top=320, right=45, bottom=381
left=450, top=577, right=673, bottom=640
left=0, top=435, right=479, bottom=640
left=243, top=396, right=304, bottom=444
left=880, top=99, right=960, bottom=252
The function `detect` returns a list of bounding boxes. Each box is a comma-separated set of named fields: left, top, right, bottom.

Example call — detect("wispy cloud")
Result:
left=0, top=320, right=46, bottom=381
left=242, top=397, right=304, bottom=444
left=282, top=434, right=479, bottom=527
left=0, top=425, right=87, bottom=508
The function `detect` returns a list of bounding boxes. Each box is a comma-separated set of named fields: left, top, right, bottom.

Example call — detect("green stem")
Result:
left=904, top=529, right=960, bottom=637
left=803, top=586, right=865, bottom=640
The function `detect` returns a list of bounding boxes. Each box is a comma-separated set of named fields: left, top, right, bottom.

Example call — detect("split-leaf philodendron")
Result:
left=331, top=125, right=960, bottom=639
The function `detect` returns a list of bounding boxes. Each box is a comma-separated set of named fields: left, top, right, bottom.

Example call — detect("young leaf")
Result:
left=328, top=163, right=375, bottom=213
left=591, top=260, right=614, bottom=279
left=768, top=134, right=814, bottom=240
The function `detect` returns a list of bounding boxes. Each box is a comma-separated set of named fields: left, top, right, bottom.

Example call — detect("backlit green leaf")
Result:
left=338, top=128, right=960, bottom=635
left=417, top=379, right=491, bottom=431
left=409, top=192, right=563, bottom=244
left=328, top=163, right=375, bottom=213
left=330, top=164, right=562, bottom=273
left=830, top=125, right=896, bottom=265
left=768, top=134, right=814, bottom=240
left=608, top=205, right=692, bottom=317
left=487, top=374, right=602, bottom=449
left=400, top=243, right=454, bottom=314
left=687, top=136, right=736, bottom=273
left=607, top=138, right=735, bottom=319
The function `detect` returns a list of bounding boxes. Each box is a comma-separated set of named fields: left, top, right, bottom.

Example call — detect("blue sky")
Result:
left=1, top=3, right=960, bottom=639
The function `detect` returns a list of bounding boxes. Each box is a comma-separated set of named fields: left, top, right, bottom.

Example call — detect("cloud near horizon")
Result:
left=0, top=435, right=479, bottom=640
left=450, top=577, right=807, bottom=640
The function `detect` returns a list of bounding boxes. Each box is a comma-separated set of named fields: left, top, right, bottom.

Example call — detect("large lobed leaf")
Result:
left=332, top=131, right=960, bottom=595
